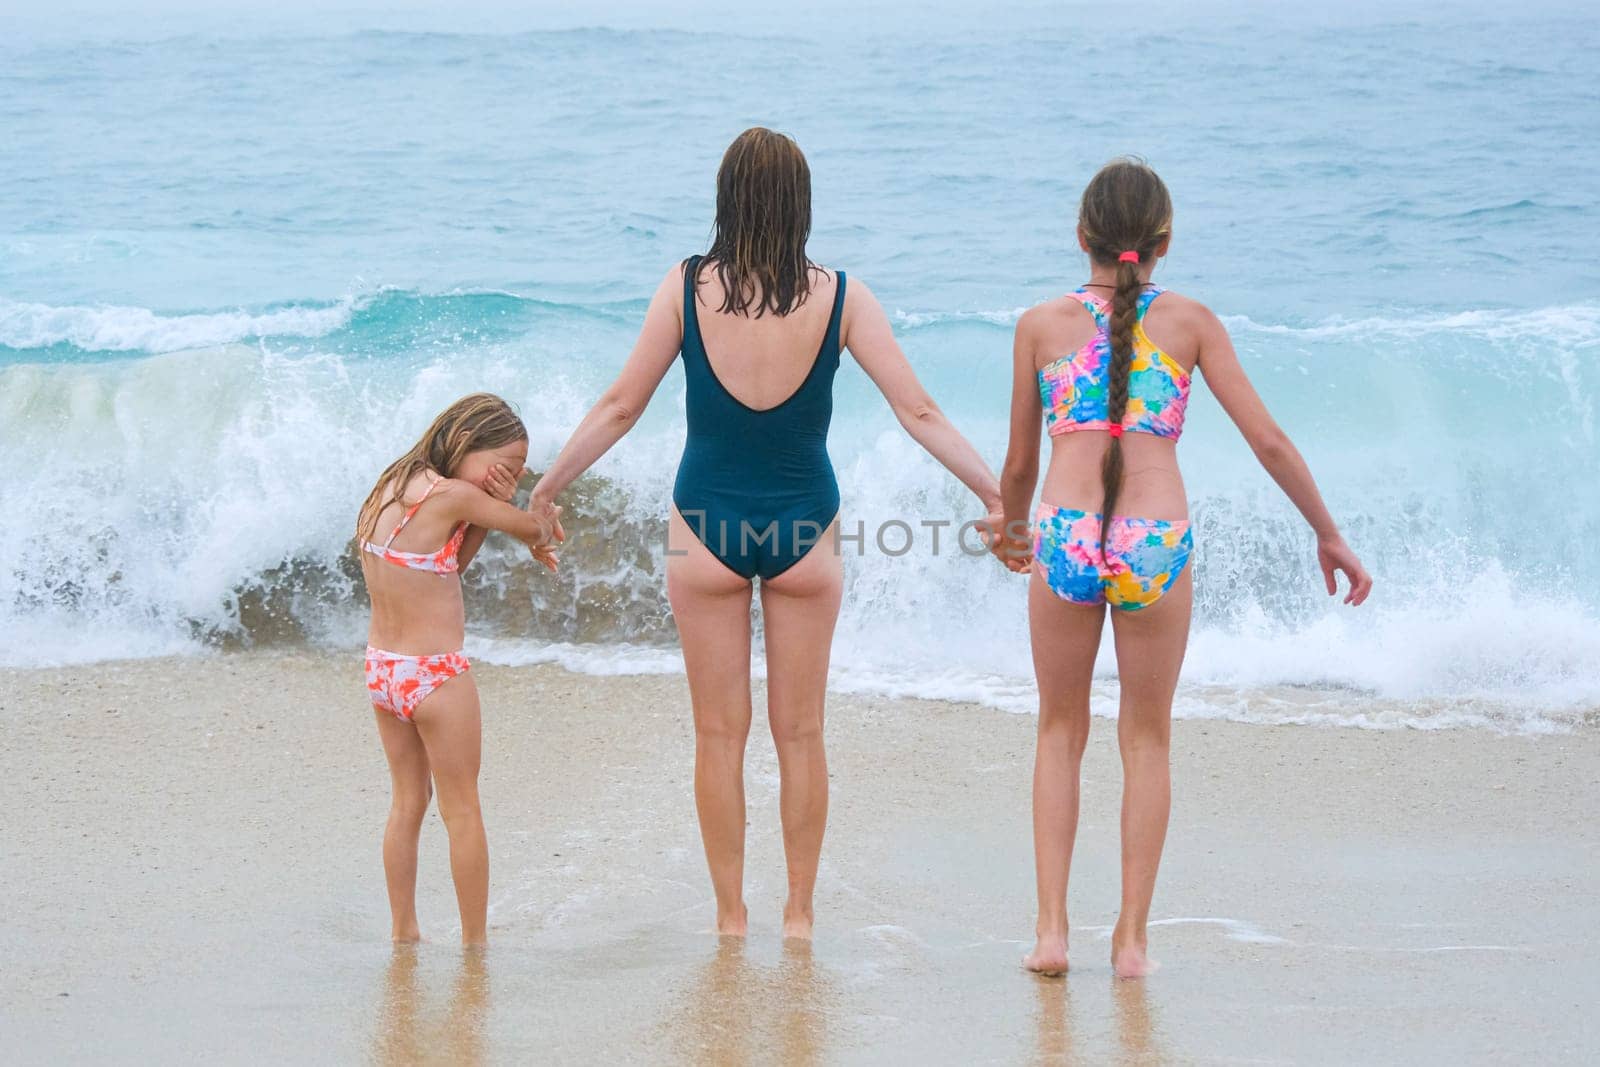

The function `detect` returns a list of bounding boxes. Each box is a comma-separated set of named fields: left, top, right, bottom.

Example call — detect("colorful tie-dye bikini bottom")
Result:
left=1031, top=502, right=1194, bottom=611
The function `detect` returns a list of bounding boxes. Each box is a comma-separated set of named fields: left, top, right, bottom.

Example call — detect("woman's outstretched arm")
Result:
left=841, top=280, right=1004, bottom=536
left=528, top=265, right=686, bottom=507
left=1193, top=302, right=1373, bottom=605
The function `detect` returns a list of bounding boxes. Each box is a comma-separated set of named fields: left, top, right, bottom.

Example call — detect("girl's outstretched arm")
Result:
left=1194, top=304, right=1373, bottom=605
left=437, top=479, right=563, bottom=571
left=528, top=265, right=686, bottom=508
left=841, top=279, right=1005, bottom=543
left=455, top=462, right=524, bottom=570
left=996, top=307, right=1047, bottom=572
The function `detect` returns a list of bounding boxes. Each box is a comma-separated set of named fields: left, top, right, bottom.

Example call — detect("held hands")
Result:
left=481, top=463, right=564, bottom=572
left=979, top=507, right=1033, bottom=574
left=525, top=493, right=565, bottom=573
left=1317, top=534, right=1372, bottom=606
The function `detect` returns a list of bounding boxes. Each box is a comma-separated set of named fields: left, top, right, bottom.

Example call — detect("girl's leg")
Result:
left=758, top=524, right=843, bottom=940
left=412, top=673, right=487, bottom=945
left=667, top=505, right=756, bottom=936
left=1023, top=570, right=1105, bottom=974
left=373, top=709, right=434, bottom=942
left=1106, top=567, right=1193, bottom=977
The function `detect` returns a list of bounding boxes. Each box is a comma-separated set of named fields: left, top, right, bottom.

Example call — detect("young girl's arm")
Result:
left=456, top=462, right=524, bottom=570
left=1194, top=305, right=1373, bottom=605
left=996, top=307, right=1047, bottom=572
left=527, top=266, right=687, bottom=508
left=840, top=279, right=1005, bottom=541
left=439, top=479, right=563, bottom=571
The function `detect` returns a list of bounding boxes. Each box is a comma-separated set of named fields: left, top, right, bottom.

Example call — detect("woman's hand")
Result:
left=482, top=462, right=525, bottom=503
left=1317, top=535, right=1372, bottom=606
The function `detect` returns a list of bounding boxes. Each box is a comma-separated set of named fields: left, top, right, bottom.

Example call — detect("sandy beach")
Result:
left=1, top=652, right=1595, bottom=1064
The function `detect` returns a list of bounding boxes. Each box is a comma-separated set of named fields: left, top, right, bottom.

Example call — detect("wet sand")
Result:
left=3, top=652, right=1597, bottom=1064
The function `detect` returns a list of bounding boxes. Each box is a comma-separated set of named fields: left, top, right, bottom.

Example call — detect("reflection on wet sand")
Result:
left=375, top=945, right=422, bottom=1067
left=668, top=938, right=836, bottom=1066
left=374, top=946, right=491, bottom=1067
left=1113, top=977, right=1167, bottom=1066
left=1032, top=976, right=1077, bottom=1066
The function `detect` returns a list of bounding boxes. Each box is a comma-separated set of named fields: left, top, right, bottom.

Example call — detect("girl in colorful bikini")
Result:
left=998, top=159, right=1373, bottom=977
left=357, top=393, right=563, bottom=945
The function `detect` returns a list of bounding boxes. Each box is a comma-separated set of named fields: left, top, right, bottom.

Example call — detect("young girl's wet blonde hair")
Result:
left=357, top=393, right=527, bottom=541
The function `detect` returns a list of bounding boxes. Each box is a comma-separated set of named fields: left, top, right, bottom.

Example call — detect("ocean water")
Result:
left=3, top=6, right=1598, bottom=731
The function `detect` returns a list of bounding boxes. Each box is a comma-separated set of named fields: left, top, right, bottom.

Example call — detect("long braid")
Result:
left=1077, top=157, right=1173, bottom=559
left=1099, top=253, right=1143, bottom=555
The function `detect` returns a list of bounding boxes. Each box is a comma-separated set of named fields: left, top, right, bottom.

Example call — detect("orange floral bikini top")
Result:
left=359, top=474, right=465, bottom=576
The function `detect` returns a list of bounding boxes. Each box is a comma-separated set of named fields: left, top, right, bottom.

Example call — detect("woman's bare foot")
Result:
left=716, top=902, right=748, bottom=937
left=1023, top=932, right=1070, bottom=976
left=392, top=923, right=423, bottom=944
left=1111, top=930, right=1160, bottom=978
left=781, top=902, right=813, bottom=941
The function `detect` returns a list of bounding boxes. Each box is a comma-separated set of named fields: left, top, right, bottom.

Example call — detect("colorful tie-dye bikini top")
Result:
left=1038, top=286, right=1190, bottom=440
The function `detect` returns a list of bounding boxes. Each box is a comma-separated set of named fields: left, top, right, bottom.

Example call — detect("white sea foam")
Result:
left=0, top=296, right=357, bottom=353
left=1, top=300, right=1596, bottom=734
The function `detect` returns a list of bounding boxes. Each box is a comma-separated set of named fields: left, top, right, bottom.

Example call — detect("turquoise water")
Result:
left=2, top=7, right=1598, bottom=729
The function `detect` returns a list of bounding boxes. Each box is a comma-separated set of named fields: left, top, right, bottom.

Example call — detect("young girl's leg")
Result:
left=1024, top=571, right=1105, bottom=974
left=373, top=710, right=433, bottom=942
left=412, top=675, right=488, bottom=945
left=1106, top=567, right=1193, bottom=978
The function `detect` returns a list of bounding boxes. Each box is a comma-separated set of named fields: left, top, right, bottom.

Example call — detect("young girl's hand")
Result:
left=1317, top=535, right=1373, bottom=606
left=482, top=463, right=525, bottom=503
left=526, top=498, right=565, bottom=572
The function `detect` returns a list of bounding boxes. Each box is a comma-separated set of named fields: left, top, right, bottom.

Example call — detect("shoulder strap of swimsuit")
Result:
left=824, top=270, right=847, bottom=360
left=382, top=474, right=443, bottom=549
left=1069, top=287, right=1109, bottom=322
left=681, top=255, right=703, bottom=354
left=1136, top=286, right=1166, bottom=321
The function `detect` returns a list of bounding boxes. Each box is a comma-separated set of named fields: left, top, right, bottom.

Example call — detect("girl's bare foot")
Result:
left=392, top=924, right=423, bottom=944
left=1023, top=933, right=1070, bottom=976
left=1111, top=931, right=1160, bottom=978
left=781, top=903, right=813, bottom=941
left=716, top=902, right=748, bottom=937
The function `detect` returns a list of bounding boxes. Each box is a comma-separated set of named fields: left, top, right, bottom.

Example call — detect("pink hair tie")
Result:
left=1107, top=424, right=1124, bottom=439
left=1118, top=250, right=1140, bottom=264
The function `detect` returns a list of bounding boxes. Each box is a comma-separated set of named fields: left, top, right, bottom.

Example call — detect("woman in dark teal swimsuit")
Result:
left=532, top=127, right=1002, bottom=938
left=672, top=251, right=847, bottom=580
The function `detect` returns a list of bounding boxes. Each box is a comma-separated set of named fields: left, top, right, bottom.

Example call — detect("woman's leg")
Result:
left=413, top=673, right=487, bottom=945
left=667, top=505, right=756, bottom=935
left=373, top=709, right=433, bottom=942
left=758, top=524, right=843, bottom=940
left=1023, top=569, right=1105, bottom=974
left=1106, top=567, right=1192, bottom=977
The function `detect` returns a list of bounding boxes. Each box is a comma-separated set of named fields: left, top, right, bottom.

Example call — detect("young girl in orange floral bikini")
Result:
left=356, top=393, right=563, bottom=944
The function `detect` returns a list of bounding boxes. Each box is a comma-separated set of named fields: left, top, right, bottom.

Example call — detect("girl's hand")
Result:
left=526, top=497, right=565, bottom=572
left=978, top=508, right=1031, bottom=573
left=1317, top=535, right=1372, bottom=606
left=483, top=463, right=525, bottom=503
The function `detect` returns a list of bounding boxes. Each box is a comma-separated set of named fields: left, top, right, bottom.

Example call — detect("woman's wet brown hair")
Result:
left=692, top=126, right=825, bottom=318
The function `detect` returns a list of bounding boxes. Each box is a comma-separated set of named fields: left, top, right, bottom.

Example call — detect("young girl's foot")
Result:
left=1023, top=933, right=1070, bottom=976
left=1111, top=932, right=1160, bottom=978
left=392, top=924, right=423, bottom=944
left=716, top=902, right=748, bottom=937
left=781, top=903, right=813, bottom=941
